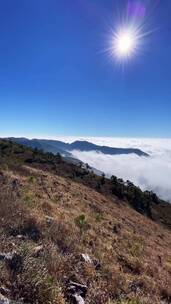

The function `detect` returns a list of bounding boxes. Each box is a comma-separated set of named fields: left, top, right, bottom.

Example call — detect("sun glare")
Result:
left=115, top=30, right=136, bottom=57
left=105, top=6, right=154, bottom=64
left=111, top=26, right=140, bottom=61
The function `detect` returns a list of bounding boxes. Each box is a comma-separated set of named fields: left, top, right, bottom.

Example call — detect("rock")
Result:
left=81, top=253, right=101, bottom=270
left=32, top=245, right=43, bottom=257
left=0, top=293, right=22, bottom=304
left=4, top=251, right=23, bottom=273
left=0, top=251, right=23, bottom=273
left=0, top=293, right=10, bottom=304
left=81, top=253, right=92, bottom=264
left=68, top=281, right=87, bottom=297
left=16, top=235, right=26, bottom=240
left=0, top=287, right=10, bottom=297
left=72, top=294, right=85, bottom=304
left=66, top=276, right=88, bottom=304
left=67, top=280, right=87, bottom=303
left=45, top=216, right=54, bottom=225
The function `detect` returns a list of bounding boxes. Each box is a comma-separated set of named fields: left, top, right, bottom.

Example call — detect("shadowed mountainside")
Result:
left=68, top=140, right=149, bottom=157
left=7, top=137, right=149, bottom=158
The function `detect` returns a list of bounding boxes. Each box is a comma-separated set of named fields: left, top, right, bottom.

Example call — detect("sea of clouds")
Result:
left=3, top=134, right=170, bottom=202
left=56, top=136, right=171, bottom=202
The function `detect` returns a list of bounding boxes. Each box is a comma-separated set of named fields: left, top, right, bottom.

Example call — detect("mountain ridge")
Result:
left=7, top=137, right=149, bottom=159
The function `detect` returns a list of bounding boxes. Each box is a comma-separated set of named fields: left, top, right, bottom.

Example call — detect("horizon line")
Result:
left=1, top=134, right=171, bottom=141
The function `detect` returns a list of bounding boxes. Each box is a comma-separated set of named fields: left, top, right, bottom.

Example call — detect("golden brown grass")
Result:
left=0, top=165, right=171, bottom=303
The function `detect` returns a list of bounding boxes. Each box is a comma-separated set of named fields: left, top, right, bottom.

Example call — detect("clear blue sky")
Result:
left=0, top=0, right=171, bottom=138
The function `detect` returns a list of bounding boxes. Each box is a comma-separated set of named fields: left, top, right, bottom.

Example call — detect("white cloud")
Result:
left=65, top=137, right=171, bottom=202
left=2, top=134, right=171, bottom=201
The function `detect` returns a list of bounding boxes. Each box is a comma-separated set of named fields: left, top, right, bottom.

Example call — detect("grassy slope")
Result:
left=0, top=139, right=171, bottom=303
left=1, top=139, right=171, bottom=230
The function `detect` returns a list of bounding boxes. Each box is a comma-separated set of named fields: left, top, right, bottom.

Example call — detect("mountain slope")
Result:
left=0, top=139, right=171, bottom=229
left=7, top=137, right=149, bottom=158
left=68, top=140, right=149, bottom=156
left=7, top=137, right=71, bottom=157
left=0, top=139, right=171, bottom=304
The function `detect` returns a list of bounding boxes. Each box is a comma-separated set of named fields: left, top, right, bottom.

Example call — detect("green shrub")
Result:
left=28, top=176, right=36, bottom=183
left=95, top=212, right=103, bottom=222
left=75, top=214, right=87, bottom=229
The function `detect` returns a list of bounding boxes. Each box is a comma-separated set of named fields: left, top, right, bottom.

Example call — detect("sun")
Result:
left=105, top=5, right=155, bottom=66
left=106, top=21, right=150, bottom=64
left=115, top=30, right=136, bottom=57
left=112, top=28, right=138, bottom=60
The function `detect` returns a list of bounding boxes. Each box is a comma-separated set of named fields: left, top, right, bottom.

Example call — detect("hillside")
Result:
left=0, top=139, right=171, bottom=304
left=7, top=137, right=149, bottom=158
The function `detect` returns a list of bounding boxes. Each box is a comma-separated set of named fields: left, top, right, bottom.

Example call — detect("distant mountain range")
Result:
left=7, top=138, right=149, bottom=161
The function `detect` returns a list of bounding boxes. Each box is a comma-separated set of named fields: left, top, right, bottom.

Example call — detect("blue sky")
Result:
left=0, top=0, right=171, bottom=138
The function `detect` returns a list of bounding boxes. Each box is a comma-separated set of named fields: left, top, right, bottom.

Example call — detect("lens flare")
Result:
left=110, top=22, right=146, bottom=63
left=104, top=2, right=156, bottom=65
left=105, top=21, right=153, bottom=65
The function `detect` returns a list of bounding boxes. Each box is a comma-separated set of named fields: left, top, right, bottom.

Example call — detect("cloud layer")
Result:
left=65, top=137, right=171, bottom=202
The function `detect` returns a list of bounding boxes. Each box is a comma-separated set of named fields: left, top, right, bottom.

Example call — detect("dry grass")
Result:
left=0, top=165, right=171, bottom=303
